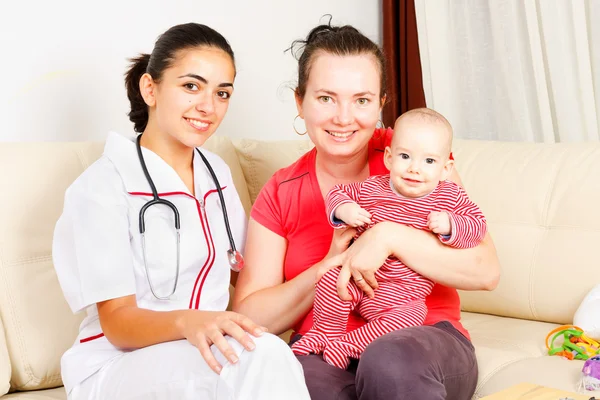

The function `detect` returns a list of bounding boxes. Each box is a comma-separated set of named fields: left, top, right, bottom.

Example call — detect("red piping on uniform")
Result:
left=190, top=198, right=214, bottom=309
left=80, top=333, right=104, bottom=343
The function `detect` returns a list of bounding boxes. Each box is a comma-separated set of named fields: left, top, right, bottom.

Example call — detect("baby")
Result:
left=292, top=108, right=487, bottom=369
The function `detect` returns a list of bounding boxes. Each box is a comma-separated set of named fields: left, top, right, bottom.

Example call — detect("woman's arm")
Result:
left=335, top=168, right=500, bottom=298
left=379, top=224, right=499, bottom=290
left=232, top=218, right=353, bottom=335
left=231, top=219, right=318, bottom=335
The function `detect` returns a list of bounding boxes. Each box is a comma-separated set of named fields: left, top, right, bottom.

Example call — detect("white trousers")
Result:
left=70, top=334, right=310, bottom=400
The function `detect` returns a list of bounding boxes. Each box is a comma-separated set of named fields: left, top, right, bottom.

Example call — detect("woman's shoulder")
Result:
left=65, top=157, right=126, bottom=205
left=252, top=148, right=315, bottom=215
left=267, top=147, right=315, bottom=188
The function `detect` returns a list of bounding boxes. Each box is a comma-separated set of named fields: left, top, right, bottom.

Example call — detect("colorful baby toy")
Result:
left=546, top=325, right=600, bottom=361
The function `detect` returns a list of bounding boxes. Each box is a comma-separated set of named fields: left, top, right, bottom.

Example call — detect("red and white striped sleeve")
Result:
left=325, top=181, right=364, bottom=228
left=440, top=185, right=487, bottom=249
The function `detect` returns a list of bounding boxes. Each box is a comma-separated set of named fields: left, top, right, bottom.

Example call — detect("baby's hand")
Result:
left=335, top=203, right=372, bottom=227
left=428, top=211, right=451, bottom=235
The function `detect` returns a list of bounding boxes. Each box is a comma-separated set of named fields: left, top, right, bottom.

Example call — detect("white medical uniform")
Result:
left=53, top=132, right=310, bottom=400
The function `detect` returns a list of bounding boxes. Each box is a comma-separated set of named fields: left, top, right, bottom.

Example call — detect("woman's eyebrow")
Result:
left=178, top=73, right=233, bottom=88
left=355, top=91, right=376, bottom=97
left=315, top=89, right=375, bottom=97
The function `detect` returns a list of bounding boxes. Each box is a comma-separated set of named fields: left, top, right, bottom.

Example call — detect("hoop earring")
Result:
left=293, top=115, right=307, bottom=136
left=376, top=119, right=385, bottom=129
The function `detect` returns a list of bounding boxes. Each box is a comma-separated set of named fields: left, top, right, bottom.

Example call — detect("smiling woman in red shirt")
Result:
left=233, top=20, right=500, bottom=400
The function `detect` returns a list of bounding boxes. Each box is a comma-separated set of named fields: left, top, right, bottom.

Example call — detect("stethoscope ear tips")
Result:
left=228, top=249, right=245, bottom=272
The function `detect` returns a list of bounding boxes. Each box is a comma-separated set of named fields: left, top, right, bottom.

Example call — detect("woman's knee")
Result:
left=245, top=333, right=298, bottom=364
left=297, top=355, right=358, bottom=400
left=358, top=330, right=430, bottom=379
left=356, top=326, right=477, bottom=399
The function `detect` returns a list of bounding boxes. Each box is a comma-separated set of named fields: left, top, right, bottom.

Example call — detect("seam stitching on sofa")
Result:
left=527, top=148, right=568, bottom=321
left=245, top=143, right=259, bottom=204
left=0, top=246, right=36, bottom=389
left=4, top=255, right=53, bottom=267
left=472, top=337, right=544, bottom=355
left=0, top=255, right=62, bottom=388
left=488, top=221, right=600, bottom=230
left=0, top=246, right=14, bottom=390
left=74, top=147, right=90, bottom=171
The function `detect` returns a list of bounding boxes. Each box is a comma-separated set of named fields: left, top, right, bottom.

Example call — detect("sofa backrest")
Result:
left=0, top=142, right=103, bottom=391
left=0, top=135, right=598, bottom=392
left=451, top=139, right=600, bottom=324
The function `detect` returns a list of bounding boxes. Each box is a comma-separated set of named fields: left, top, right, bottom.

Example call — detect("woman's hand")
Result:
left=326, top=226, right=357, bottom=260
left=178, top=310, right=267, bottom=374
left=336, top=222, right=396, bottom=300
left=315, top=226, right=357, bottom=282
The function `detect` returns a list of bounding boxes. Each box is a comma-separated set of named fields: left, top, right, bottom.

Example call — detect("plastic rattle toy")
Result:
left=546, top=325, right=600, bottom=361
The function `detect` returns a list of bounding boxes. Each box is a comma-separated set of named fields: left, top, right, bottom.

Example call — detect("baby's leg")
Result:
left=292, top=267, right=362, bottom=356
left=322, top=283, right=428, bottom=369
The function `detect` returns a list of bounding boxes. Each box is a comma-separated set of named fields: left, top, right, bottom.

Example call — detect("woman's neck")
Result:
left=139, top=125, right=196, bottom=196
left=315, top=147, right=370, bottom=194
left=140, top=127, right=194, bottom=174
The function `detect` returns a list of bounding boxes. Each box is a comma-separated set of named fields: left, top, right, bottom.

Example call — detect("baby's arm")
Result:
left=428, top=184, right=487, bottom=249
left=326, top=182, right=372, bottom=228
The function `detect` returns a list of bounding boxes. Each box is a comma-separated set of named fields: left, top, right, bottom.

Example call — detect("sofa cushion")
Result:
left=203, top=135, right=252, bottom=216
left=0, top=143, right=103, bottom=390
left=232, top=138, right=314, bottom=204
left=453, top=139, right=600, bottom=325
left=462, top=312, right=600, bottom=398
left=0, top=316, right=10, bottom=396
left=3, top=387, right=66, bottom=399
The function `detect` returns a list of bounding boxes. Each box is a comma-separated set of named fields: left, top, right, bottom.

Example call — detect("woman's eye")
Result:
left=426, top=158, right=435, bottom=164
left=319, top=96, right=331, bottom=103
left=357, top=98, right=369, bottom=106
left=184, top=83, right=198, bottom=91
left=399, top=153, right=409, bottom=159
left=217, top=91, right=231, bottom=99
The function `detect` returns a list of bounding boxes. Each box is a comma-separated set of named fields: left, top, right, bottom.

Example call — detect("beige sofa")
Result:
left=0, top=136, right=599, bottom=399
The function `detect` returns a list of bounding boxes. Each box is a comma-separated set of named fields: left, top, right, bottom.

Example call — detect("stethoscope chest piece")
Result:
left=228, top=249, right=244, bottom=272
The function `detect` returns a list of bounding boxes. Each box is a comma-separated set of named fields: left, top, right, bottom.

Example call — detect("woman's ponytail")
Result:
left=124, top=54, right=151, bottom=133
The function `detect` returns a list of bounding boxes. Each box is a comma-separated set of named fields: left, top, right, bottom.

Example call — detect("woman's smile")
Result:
left=326, top=129, right=357, bottom=142
left=184, top=117, right=211, bottom=132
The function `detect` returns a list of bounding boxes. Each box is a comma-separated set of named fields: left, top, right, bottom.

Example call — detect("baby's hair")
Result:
left=397, top=108, right=453, bottom=136
left=395, top=108, right=454, bottom=154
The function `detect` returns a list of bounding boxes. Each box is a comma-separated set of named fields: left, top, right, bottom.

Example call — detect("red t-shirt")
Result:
left=250, top=128, right=469, bottom=339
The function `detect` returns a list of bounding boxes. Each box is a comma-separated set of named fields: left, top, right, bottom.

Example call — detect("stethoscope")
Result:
left=135, top=135, right=244, bottom=300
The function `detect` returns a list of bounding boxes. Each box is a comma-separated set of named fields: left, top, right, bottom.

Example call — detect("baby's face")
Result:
left=384, top=118, right=453, bottom=198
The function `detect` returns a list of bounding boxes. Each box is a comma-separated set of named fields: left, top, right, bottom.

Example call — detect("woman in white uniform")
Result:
left=52, top=23, right=310, bottom=400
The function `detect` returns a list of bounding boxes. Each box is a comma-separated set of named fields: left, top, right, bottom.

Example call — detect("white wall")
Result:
left=0, top=0, right=381, bottom=142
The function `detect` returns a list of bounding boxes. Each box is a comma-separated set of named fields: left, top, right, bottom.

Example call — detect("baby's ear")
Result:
left=441, top=159, right=455, bottom=181
left=384, top=146, right=393, bottom=171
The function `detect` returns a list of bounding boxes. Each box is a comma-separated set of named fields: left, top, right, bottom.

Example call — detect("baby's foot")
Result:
left=291, top=330, right=330, bottom=356
left=322, top=340, right=362, bottom=369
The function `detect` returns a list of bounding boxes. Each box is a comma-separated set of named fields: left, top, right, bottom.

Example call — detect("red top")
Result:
left=250, top=128, right=469, bottom=339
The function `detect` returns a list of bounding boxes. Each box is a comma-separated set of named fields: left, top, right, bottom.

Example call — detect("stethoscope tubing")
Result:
left=135, top=134, right=242, bottom=299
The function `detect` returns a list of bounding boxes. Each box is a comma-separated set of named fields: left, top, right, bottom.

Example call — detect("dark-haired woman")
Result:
left=52, top=23, right=310, bottom=400
left=233, top=20, right=500, bottom=400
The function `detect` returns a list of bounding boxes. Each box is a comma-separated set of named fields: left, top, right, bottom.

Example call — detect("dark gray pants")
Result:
left=292, top=321, right=478, bottom=400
